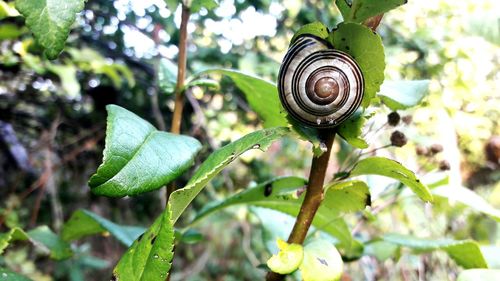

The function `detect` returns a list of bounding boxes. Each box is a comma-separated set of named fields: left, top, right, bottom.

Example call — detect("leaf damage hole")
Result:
left=264, top=183, right=273, bottom=197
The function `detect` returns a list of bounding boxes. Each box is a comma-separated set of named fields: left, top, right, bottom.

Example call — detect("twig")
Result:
left=171, top=248, right=210, bottom=281
left=185, top=89, right=218, bottom=150
left=166, top=4, right=191, bottom=203
left=151, top=23, right=167, bottom=131
left=165, top=5, right=191, bottom=281
left=170, top=4, right=190, bottom=135
left=266, top=130, right=336, bottom=281
left=351, top=183, right=403, bottom=235
left=30, top=114, right=63, bottom=229
left=240, top=221, right=260, bottom=267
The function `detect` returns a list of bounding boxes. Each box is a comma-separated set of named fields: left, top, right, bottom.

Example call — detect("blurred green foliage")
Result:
left=0, top=0, right=499, bottom=280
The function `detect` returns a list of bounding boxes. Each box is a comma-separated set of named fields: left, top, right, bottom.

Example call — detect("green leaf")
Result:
left=0, top=226, right=72, bottom=260
left=15, top=0, right=86, bottom=59
left=191, top=178, right=369, bottom=249
left=27, top=226, right=73, bottom=260
left=169, top=127, right=290, bottom=224
left=47, top=64, right=80, bottom=98
left=458, top=269, right=500, bottom=281
left=337, top=110, right=368, bottom=149
left=378, top=80, right=430, bottom=110
left=179, top=229, right=203, bottom=244
left=196, top=178, right=370, bottom=219
left=382, top=233, right=488, bottom=269
left=164, top=0, right=179, bottom=11
left=113, top=208, right=174, bottom=281
left=251, top=207, right=297, bottom=253
left=0, top=24, right=26, bottom=40
left=61, top=209, right=146, bottom=247
left=0, top=228, right=29, bottom=254
left=67, top=47, right=135, bottom=88
left=291, top=21, right=329, bottom=43
left=0, top=268, right=32, bottom=281
left=158, top=58, right=177, bottom=95
left=0, top=1, right=20, bottom=19
left=206, top=69, right=289, bottom=128
left=335, top=0, right=406, bottom=23
left=350, top=156, right=433, bottom=202
left=190, top=0, right=218, bottom=13
left=330, top=22, right=385, bottom=107
left=323, top=180, right=371, bottom=214
left=363, top=240, right=400, bottom=261
left=299, top=239, right=343, bottom=281
left=185, top=78, right=220, bottom=90
left=433, top=185, right=500, bottom=221
left=267, top=238, right=304, bottom=274
left=286, top=118, right=323, bottom=156
left=88, top=105, right=202, bottom=197
left=192, top=176, right=307, bottom=223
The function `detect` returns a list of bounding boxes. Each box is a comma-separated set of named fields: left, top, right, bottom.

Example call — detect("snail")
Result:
left=278, top=34, right=364, bottom=128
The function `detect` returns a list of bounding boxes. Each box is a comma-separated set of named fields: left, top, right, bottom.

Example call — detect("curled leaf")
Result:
left=267, top=238, right=304, bottom=274
left=300, top=239, right=343, bottom=281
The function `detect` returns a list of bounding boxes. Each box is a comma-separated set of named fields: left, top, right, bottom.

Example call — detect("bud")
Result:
left=402, top=115, right=412, bottom=125
left=430, top=144, right=443, bottom=154
left=439, top=160, right=450, bottom=171
left=390, top=131, right=407, bottom=147
left=416, top=146, right=428, bottom=156
left=387, top=112, right=401, bottom=126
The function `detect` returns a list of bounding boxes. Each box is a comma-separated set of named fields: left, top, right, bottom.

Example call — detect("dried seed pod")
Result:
left=416, top=146, right=428, bottom=156
left=430, top=144, right=443, bottom=154
left=387, top=112, right=400, bottom=126
left=390, top=130, right=407, bottom=147
left=402, top=115, right=412, bottom=125
left=439, top=160, right=450, bottom=171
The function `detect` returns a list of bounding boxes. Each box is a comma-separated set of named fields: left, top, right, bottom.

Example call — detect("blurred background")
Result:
left=0, top=0, right=499, bottom=280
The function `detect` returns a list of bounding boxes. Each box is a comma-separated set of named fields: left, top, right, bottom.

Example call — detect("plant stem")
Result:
left=266, top=130, right=336, bottom=281
left=166, top=4, right=191, bottom=202
left=170, top=4, right=190, bottom=135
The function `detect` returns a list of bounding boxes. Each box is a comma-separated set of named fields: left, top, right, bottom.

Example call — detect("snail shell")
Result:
left=278, top=35, right=364, bottom=128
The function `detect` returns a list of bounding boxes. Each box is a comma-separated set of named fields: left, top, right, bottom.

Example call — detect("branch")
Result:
left=266, top=130, right=336, bottom=281
left=166, top=4, right=190, bottom=201
left=170, top=4, right=190, bottom=135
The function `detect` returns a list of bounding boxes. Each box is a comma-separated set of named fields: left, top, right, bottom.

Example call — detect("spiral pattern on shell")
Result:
left=278, top=35, right=364, bottom=128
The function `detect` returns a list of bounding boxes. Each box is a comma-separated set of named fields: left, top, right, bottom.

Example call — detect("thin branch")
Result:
left=166, top=4, right=191, bottom=202
left=30, top=114, right=63, bottom=229
left=151, top=24, right=167, bottom=131
left=170, top=4, right=190, bottom=135
left=266, top=130, right=336, bottom=281
left=185, top=89, right=218, bottom=150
